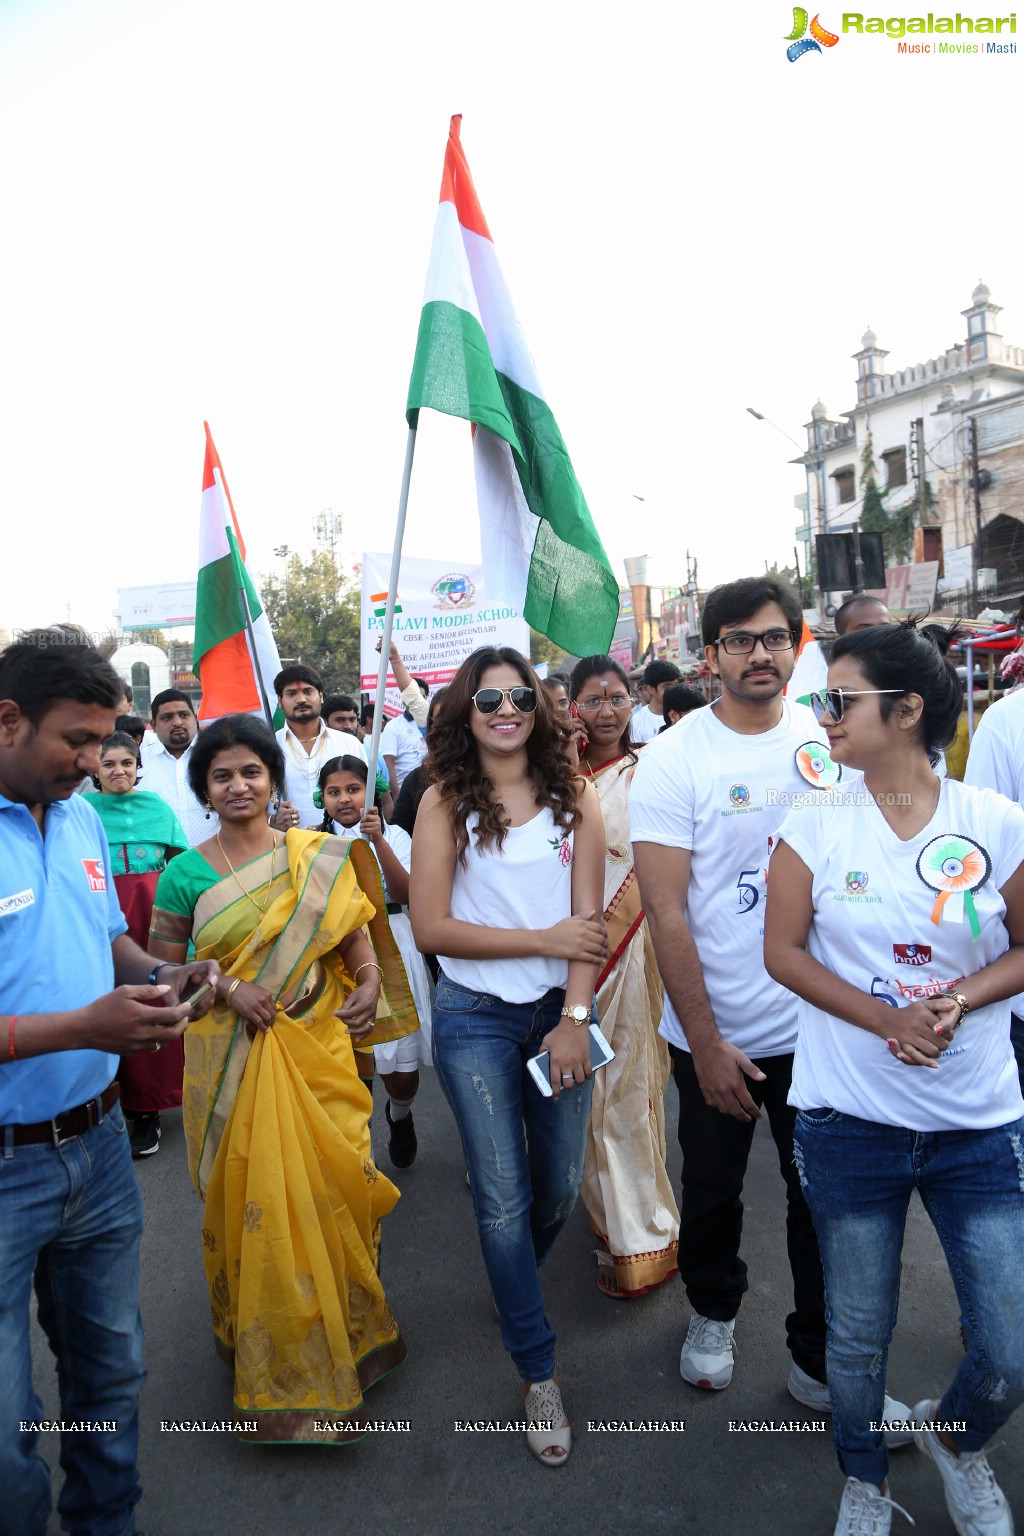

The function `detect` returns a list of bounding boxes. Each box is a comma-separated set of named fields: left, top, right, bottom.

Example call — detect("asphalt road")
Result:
left=33, top=1072, right=1023, bottom=1536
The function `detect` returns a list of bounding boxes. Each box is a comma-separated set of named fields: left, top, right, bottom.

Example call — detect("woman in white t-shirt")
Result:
left=316, top=755, right=433, bottom=1171
left=764, top=621, right=1024, bottom=1536
left=410, top=646, right=606, bottom=1468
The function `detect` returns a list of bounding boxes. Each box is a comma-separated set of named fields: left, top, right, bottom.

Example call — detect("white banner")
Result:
left=118, top=581, right=197, bottom=629
left=360, top=552, right=529, bottom=706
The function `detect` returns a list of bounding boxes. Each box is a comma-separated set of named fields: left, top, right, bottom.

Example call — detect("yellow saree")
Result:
left=583, top=755, right=680, bottom=1297
left=152, top=830, right=419, bottom=1443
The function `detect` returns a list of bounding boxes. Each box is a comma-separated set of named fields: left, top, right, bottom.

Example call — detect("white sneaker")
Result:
left=912, top=1398, right=1014, bottom=1536
left=679, top=1314, right=736, bottom=1390
left=787, top=1364, right=915, bottom=1449
left=833, top=1477, right=914, bottom=1535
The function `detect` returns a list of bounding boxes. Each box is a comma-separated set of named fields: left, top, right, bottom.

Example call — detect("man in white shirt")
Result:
left=272, top=666, right=364, bottom=831
left=630, top=578, right=845, bottom=1408
left=141, top=690, right=218, bottom=846
left=630, top=659, right=682, bottom=744
left=964, top=681, right=1024, bottom=1087
left=380, top=683, right=428, bottom=797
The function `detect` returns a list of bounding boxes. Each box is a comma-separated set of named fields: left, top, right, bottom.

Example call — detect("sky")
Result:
left=1, top=0, right=1021, bottom=639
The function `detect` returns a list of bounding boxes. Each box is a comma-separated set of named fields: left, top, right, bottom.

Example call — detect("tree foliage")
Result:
left=529, top=628, right=572, bottom=675
left=260, top=550, right=362, bottom=691
left=858, top=431, right=916, bottom=566
left=765, top=560, right=812, bottom=608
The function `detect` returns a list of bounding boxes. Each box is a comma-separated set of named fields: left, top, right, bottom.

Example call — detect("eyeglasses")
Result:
left=471, top=686, right=538, bottom=715
left=713, top=628, right=797, bottom=656
left=810, top=688, right=906, bottom=723
left=575, top=693, right=631, bottom=713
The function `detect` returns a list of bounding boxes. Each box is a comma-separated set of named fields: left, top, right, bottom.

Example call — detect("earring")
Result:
left=312, top=788, right=324, bottom=810
left=204, top=800, right=213, bottom=819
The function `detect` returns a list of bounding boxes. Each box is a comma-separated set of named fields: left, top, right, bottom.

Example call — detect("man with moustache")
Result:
left=0, top=631, right=216, bottom=1536
left=629, top=577, right=912, bottom=1434
left=140, top=689, right=214, bottom=845
left=272, top=665, right=365, bottom=831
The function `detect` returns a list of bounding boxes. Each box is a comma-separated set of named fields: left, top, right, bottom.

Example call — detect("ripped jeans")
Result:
left=432, top=973, right=593, bottom=1382
left=794, top=1108, right=1024, bottom=1485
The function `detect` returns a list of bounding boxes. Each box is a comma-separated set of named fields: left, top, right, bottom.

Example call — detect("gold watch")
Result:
left=949, top=991, right=970, bottom=1028
left=561, top=1003, right=590, bottom=1026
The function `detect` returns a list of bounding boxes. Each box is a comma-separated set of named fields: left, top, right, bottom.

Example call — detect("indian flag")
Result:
left=786, top=617, right=827, bottom=706
left=193, top=422, right=281, bottom=722
left=371, top=590, right=403, bottom=618
left=407, top=115, right=619, bottom=659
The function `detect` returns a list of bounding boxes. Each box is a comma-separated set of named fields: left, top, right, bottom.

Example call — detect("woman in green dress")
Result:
left=85, top=730, right=188, bottom=1157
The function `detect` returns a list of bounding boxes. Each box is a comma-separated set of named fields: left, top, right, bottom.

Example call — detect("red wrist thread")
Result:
left=8, top=1015, right=19, bottom=1061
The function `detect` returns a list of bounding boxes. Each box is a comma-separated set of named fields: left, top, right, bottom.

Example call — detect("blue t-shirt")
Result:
left=0, top=792, right=128, bottom=1122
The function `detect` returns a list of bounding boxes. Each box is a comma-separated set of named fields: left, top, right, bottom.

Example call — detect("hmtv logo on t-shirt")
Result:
left=893, top=943, right=932, bottom=967
left=81, top=858, right=107, bottom=893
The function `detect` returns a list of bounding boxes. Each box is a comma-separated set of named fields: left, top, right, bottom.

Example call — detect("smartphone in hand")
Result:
left=528, top=1022, right=614, bottom=1097
left=179, top=977, right=214, bottom=1011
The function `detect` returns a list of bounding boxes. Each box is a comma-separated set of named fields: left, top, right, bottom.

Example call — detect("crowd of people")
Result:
left=2, top=579, right=1024, bottom=1535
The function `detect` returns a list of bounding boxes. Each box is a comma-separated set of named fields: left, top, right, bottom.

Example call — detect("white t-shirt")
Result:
left=781, top=780, right=1024, bottom=1131
left=380, top=714, right=427, bottom=790
left=629, top=705, right=662, bottom=745
left=332, top=819, right=412, bottom=904
left=438, top=807, right=573, bottom=1004
left=276, top=722, right=365, bottom=829
left=629, top=697, right=834, bottom=1058
left=964, top=688, right=1024, bottom=805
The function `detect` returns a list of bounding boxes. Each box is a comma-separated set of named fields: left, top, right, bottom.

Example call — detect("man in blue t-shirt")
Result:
left=0, top=629, right=219, bottom=1536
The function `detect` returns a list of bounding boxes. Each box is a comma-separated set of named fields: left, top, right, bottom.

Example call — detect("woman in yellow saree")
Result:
left=148, top=716, right=418, bottom=1444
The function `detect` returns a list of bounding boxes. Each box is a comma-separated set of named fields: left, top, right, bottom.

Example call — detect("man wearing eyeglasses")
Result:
left=629, top=576, right=910, bottom=1426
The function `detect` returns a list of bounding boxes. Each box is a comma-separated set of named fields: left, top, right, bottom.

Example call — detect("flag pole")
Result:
left=237, top=584, right=275, bottom=730
left=365, top=424, right=418, bottom=812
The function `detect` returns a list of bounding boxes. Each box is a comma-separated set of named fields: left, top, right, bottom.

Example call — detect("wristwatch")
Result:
left=561, top=1003, right=590, bottom=1026
left=147, top=962, right=173, bottom=985
left=949, top=991, right=970, bottom=1028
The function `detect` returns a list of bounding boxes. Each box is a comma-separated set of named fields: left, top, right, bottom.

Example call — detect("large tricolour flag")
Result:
left=193, top=423, right=281, bottom=722
left=406, top=115, right=619, bottom=659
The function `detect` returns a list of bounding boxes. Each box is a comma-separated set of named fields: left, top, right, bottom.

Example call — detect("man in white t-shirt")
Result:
left=630, top=576, right=835, bottom=1406
left=380, top=677, right=429, bottom=797
left=964, top=683, right=1024, bottom=1088
left=271, top=665, right=365, bottom=831
left=630, top=659, right=682, bottom=744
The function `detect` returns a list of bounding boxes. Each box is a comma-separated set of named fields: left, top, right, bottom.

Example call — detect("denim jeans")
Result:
left=793, top=1108, right=1024, bottom=1486
left=670, top=1047, right=827, bottom=1381
left=0, top=1102, right=145, bottom=1536
left=432, top=973, right=594, bottom=1383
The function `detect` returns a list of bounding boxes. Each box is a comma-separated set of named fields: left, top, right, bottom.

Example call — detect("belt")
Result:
left=385, top=902, right=402, bottom=916
left=5, top=1082, right=120, bottom=1147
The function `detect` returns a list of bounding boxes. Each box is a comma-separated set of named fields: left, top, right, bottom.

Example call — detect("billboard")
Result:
left=118, top=582, right=197, bottom=630
left=360, top=552, right=529, bottom=708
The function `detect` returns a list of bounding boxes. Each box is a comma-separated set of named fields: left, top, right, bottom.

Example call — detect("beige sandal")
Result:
left=524, top=1377, right=571, bottom=1467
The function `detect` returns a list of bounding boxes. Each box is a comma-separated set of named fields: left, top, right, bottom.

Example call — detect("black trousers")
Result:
left=670, top=1045, right=827, bottom=1381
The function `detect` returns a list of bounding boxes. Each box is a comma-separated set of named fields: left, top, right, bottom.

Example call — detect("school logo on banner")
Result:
left=432, top=573, right=477, bottom=610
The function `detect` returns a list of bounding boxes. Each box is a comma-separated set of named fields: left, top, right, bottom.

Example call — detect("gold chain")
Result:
left=284, top=727, right=327, bottom=780
left=216, top=832, right=279, bottom=917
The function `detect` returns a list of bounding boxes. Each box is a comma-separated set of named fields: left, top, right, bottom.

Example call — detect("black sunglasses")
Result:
left=471, top=686, right=538, bottom=715
left=810, top=688, right=906, bottom=723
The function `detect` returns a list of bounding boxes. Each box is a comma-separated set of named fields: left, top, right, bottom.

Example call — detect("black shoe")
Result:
left=385, top=1102, right=417, bottom=1169
left=130, top=1113, right=161, bottom=1159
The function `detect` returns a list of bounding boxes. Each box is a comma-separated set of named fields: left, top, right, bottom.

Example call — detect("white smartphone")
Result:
left=527, top=1022, right=615, bottom=1097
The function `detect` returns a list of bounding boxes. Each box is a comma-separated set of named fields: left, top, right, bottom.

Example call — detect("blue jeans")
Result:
left=432, top=974, right=594, bottom=1383
left=0, top=1102, right=145, bottom=1536
left=793, top=1108, right=1024, bottom=1486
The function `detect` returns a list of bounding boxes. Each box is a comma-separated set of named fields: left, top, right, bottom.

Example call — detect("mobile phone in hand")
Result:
left=528, top=1022, right=614, bottom=1097
left=180, top=977, right=214, bottom=1010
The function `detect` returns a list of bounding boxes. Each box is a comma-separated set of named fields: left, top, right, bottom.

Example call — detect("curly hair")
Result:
left=426, top=647, right=582, bottom=864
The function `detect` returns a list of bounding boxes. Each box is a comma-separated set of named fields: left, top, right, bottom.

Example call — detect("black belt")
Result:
left=5, top=1082, right=120, bottom=1147
left=385, top=902, right=402, bottom=915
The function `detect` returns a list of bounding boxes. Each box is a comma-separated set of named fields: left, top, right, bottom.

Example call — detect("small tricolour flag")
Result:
left=406, top=115, right=619, bottom=659
left=371, top=590, right=403, bottom=618
left=193, top=423, right=282, bottom=722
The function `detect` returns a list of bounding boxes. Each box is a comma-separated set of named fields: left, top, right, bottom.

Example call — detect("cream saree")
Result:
left=151, top=830, right=419, bottom=1442
left=583, top=755, right=680, bottom=1296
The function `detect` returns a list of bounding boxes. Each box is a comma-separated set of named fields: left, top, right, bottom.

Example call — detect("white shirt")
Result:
left=330, top=819, right=412, bottom=904
left=629, top=705, right=662, bottom=744
left=781, top=780, right=1024, bottom=1131
left=380, top=714, right=427, bottom=791
left=439, top=808, right=574, bottom=1003
left=964, top=688, right=1024, bottom=805
left=276, top=721, right=365, bottom=830
left=140, top=734, right=218, bottom=847
left=629, top=697, right=834, bottom=1058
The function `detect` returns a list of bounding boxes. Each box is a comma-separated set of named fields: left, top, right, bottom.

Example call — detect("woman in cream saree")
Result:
left=568, top=658, right=680, bottom=1299
left=149, top=717, right=419, bottom=1443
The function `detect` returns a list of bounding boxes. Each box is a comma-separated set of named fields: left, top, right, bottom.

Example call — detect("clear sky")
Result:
left=2, top=0, right=1020, bottom=636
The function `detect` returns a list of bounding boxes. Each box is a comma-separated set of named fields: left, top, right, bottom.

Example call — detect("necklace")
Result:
left=216, top=831, right=279, bottom=917
left=581, top=750, right=625, bottom=780
left=284, top=726, right=327, bottom=780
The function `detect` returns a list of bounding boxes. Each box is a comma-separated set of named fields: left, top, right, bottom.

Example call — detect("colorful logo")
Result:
left=730, top=784, right=751, bottom=807
left=893, top=943, right=932, bottom=967
left=845, top=871, right=869, bottom=894
left=795, top=741, right=842, bottom=789
left=432, top=572, right=476, bottom=610
left=785, top=7, right=840, bottom=59
left=916, top=834, right=992, bottom=940
left=81, top=858, right=107, bottom=893
left=371, top=589, right=403, bottom=619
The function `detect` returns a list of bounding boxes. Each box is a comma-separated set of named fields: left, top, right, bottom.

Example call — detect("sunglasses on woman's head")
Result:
left=810, top=688, right=906, bottom=723
left=471, top=686, right=538, bottom=715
